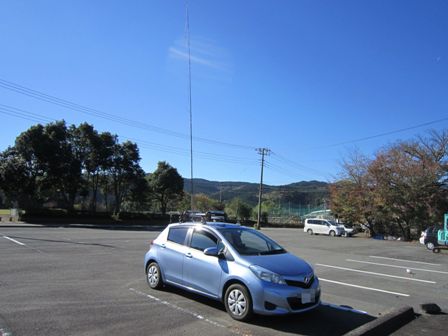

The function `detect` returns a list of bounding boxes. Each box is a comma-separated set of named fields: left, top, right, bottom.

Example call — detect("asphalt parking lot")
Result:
left=0, top=224, right=447, bottom=335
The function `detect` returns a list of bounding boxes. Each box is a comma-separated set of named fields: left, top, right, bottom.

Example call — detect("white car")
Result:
left=339, top=224, right=355, bottom=237
left=303, top=219, right=345, bottom=237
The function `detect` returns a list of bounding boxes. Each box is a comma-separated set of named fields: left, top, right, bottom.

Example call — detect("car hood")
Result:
left=242, top=253, right=313, bottom=276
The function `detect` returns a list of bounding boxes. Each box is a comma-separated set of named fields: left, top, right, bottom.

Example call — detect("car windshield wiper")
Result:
left=258, top=249, right=286, bottom=255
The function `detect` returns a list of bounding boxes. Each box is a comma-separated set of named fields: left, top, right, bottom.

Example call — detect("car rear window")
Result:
left=167, top=227, right=189, bottom=245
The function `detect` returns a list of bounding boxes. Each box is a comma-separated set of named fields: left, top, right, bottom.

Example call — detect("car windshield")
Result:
left=217, top=228, right=286, bottom=256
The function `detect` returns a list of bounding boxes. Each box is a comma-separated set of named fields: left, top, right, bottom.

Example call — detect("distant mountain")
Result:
left=183, top=178, right=329, bottom=208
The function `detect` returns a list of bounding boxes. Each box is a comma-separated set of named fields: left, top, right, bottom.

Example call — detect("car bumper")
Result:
left=251, top=277, right=321, bottom=315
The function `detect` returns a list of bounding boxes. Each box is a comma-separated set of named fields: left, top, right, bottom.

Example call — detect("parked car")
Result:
left=420, top=225, right=441, bottom=250
left=144, top=222, right=320, bottom=321
left=181, top=210, right=206, bottom=223
left=303, top=218, right=345, bottom=236
left=339, top=223, right=356, bottom=237
left=205, top=210, right=228, bottom=222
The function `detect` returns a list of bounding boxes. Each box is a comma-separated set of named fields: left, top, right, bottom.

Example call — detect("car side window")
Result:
left=167, top=227, right=189, bottom=245
left=190, top=230, right=218, bottom=251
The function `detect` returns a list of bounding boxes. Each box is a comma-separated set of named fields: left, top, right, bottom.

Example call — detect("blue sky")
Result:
left=0, top=0, right=447, bottom=185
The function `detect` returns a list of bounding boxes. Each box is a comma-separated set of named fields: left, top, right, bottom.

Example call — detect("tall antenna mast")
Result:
left=186, top=1, right=194, bottom=210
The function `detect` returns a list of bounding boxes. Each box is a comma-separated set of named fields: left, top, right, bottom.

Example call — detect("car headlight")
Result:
left=249, top=265, right=286, bottom=285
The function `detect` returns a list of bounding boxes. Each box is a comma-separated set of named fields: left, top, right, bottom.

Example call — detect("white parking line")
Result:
left=369, top=256, right=441, bottom=266
left=129, top=288, right=236, bottom=334
left=346, top=259, right=448, bottom=275
left=2, top=236, right=26, bottom=246
left=316, top=264, right=436, bottom=284
left=319, top=278, right=410, bottom=297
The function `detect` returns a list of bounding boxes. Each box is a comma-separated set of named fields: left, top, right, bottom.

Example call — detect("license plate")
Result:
left=301, top=289, right=315, bottom=304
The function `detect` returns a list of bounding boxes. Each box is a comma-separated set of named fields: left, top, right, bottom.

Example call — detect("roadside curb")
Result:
left=344, top=306, right=415, bottom=336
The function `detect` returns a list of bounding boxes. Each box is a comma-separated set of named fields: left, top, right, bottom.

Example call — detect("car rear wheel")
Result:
left=329, top=230, right=336, bottom=237
left=146, top=262, right=163, bottom=289
left=307, top=229, right=313, bottom=235
left=224, top=284, right=253, bottom=321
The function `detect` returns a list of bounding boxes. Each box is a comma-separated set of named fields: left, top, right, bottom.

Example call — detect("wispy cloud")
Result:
left=168, top=37, right=233, bottom=78
left=169, top=47, right=229, bottom=71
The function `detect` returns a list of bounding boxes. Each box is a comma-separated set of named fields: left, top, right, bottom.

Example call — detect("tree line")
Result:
left=330, top=130, right=448, bottom=240
left=0, top=121, right=184, bottom=215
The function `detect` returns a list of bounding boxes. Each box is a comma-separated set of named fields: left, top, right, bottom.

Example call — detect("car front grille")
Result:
left=285, top=276, right=314, bottom=288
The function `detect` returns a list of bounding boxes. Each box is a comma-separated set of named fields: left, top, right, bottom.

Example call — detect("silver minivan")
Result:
left=303, top=218, right=344, bottom=236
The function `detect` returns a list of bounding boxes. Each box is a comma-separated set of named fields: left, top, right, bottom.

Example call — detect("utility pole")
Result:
left=256, top=148, right=270, bottom=230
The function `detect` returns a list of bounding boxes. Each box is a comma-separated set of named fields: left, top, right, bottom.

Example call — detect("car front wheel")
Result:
left=307, top=229, right=313, bottom=235
left=146, top=262, right=163, bottom=289
left=329, top=231, right=336, bottom=237
left=425, top=241, right=435, bottom=250
left=224, top=284, right=253, bottom=321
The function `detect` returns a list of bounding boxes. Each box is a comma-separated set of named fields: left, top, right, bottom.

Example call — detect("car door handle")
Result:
left=160, top=243, right=166, bottom=249
left=185, top=252, right=192, bottom=258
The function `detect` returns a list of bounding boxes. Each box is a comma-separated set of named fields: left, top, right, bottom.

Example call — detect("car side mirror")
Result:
left=204, top=247, right=219, bottom=257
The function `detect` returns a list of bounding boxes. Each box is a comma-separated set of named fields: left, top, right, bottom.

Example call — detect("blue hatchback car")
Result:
left=144, top=222, right=321, bottom=321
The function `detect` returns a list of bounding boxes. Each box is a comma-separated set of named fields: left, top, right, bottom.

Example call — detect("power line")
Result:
left=270, top=152, right=330, bottom=178
left=0, top=103, right=258, bottom=166
left=307, top=116, right=448, bottom=150
left=264, top=161, right=307, bottom=180
left=0, top=103, right=54, bottom=124
left=0, top=77, right=256, bottom=150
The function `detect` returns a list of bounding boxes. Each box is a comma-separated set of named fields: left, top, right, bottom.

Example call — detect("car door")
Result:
left=158, top=226, right=190, bottom=286
left=321, top=220, right=331, bottom=235
left=182, top=228, right=224, bottom=298
left=312, top=220, right=321, bottom=234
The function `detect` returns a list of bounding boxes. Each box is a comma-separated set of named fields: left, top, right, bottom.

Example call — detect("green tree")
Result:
left=148, top=161, right=184, bottom=215
left=226, top=198, right=252, bottom=221
left=108, top=141, right=144, bottom=214
left=12, top=121, right=83, bottom=210
left=70, top=123, right=115, bottom=211
left=193, top=193, right=220, bottom=212
left=0, top=147, right=41, bottom=208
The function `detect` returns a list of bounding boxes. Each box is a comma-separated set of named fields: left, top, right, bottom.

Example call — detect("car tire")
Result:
left=146, top=262, right=163, bottom=289
left=307, top=229, right=313, bottom=235
left=329, top=231, right=336, bottom=237
left=224, top=284, right=253, bottom=321
left=425, top=241, right=435, bottom=250
left=433, top=248, right=441, bottom=254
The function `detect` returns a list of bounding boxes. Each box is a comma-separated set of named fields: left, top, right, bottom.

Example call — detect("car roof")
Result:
left=169, top=221, right=242, bottom=230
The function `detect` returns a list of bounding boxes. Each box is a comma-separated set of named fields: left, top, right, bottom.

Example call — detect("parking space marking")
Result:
left=316, top=264, right=436, bottom=284
left=319, top=278, right=410, bottom=297
left=346, top=259, right=448, bottom=275
left=2, top=235, right=26, bottom=246
left=129, top=288, right=237, bottom=334
left=369, top=256, right=441, bottom=266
